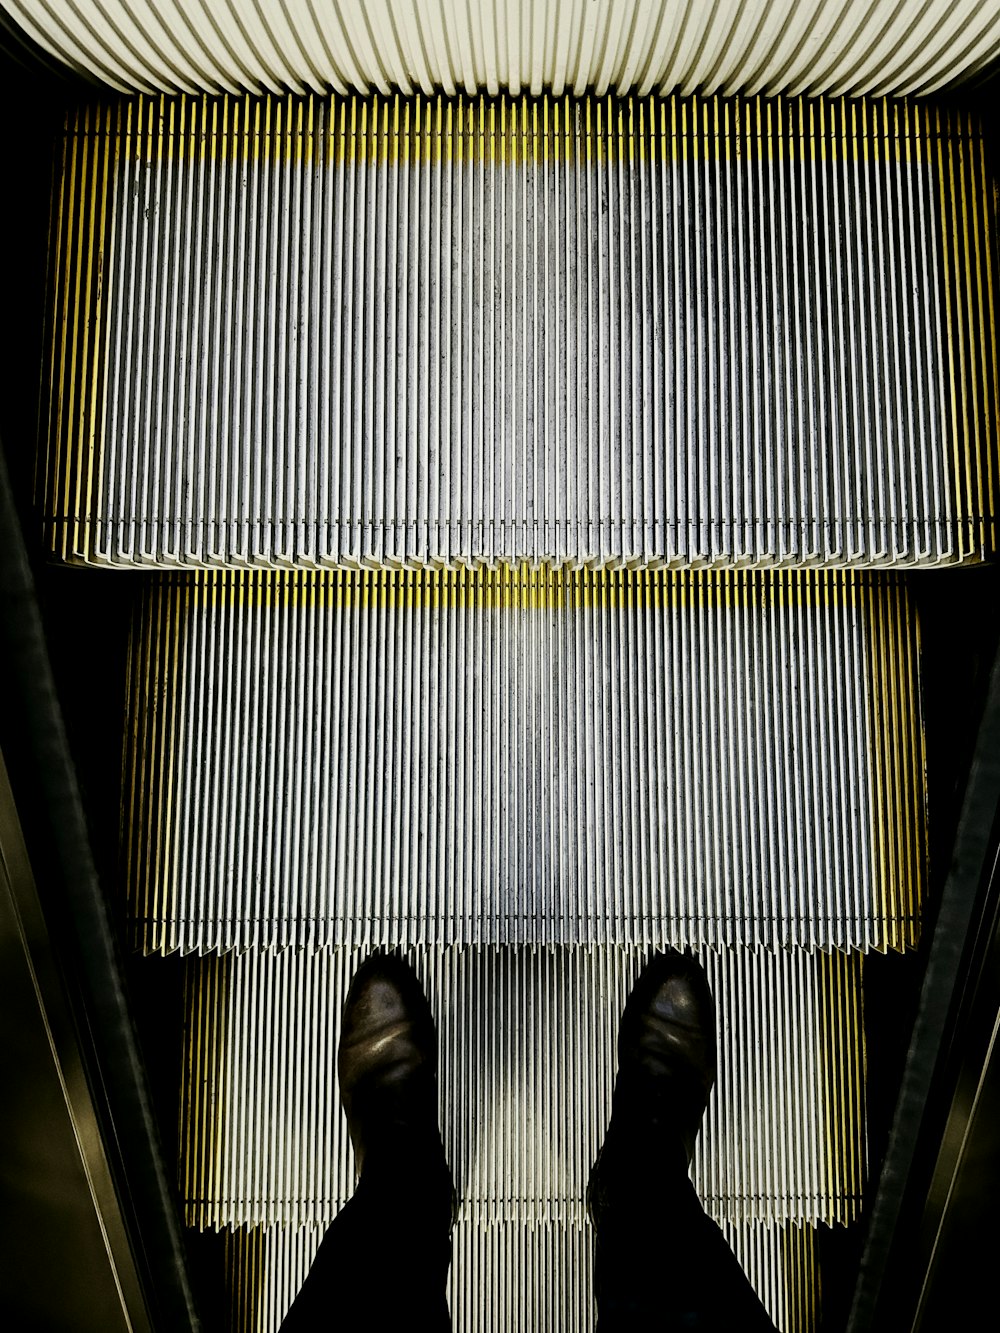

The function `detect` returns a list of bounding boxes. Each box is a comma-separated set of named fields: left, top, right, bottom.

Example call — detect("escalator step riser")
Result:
left=40, top=93, right=999, bottom=570
left=125, top=568, right=924, bottom=954
left=182, top=944, right=865, bottom=1232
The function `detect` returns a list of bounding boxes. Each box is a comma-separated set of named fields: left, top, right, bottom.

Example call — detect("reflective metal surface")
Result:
left=123, top=568, right=925, bottom=955
left=849, top=630, right=1000, bottom=1333
left=225, top=1215, right=818, bottom=1333
left=0, top=751, right=145, bottom=1333
left=40, top=93, right=999, bottom=570
left=181, top=943, right=865, bottom=1232
left=5, top=0, right=1000, bottom=97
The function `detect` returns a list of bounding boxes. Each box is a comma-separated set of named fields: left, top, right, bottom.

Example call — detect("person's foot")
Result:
left=586, top=952, right=778, bottom=1331
left=280, top=957, right=454, bottom=1331
left=338, top=952, right=451, bottom=1194
left=588, top=949, right=716, bottom=1216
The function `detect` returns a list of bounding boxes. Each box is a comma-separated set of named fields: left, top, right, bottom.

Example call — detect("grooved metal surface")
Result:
left=124, top=568, right=925, bottom=955
left=6, top=0, right=1000, bottom=98
left=225, top=1216, right=817, bottom=1333
left=40, top=94, right=1000, bottom=571
left=720, top=1220, right=818, bottom=1333
left=182, top=945, right=866, bottom=1231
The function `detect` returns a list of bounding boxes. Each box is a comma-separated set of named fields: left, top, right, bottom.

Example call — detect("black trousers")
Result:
left=591, top=1169, right=777, bottom=1332
left=280, top=1151, right=776, bottom=1332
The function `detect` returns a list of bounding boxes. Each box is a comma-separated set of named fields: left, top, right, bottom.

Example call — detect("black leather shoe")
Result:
left=588, top=949, right=716, bottom=1215
left=280, top=957, right=454, bottom=1332
left=586, top=952, right=778, bottom=1332
left=338, top=953, right=449, bottom=1184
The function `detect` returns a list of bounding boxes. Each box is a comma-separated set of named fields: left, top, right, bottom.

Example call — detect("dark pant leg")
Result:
left=593, top=1171, right=777, bottom=1333
left=280, top=1156, right=453, bottom=1332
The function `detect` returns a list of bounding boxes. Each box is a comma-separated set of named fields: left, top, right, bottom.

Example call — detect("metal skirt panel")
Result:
left=123, top=568, right=925, bottom=955
left=223, top=1216, right=817, bottom=1333
left=181, top=944, right=866, bottom=1231
left=6, top=0, right=1000, bottom=98
left=40, top=93, right=999, bottom=571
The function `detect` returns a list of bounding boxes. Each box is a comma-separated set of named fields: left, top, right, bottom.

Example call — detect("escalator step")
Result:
left=40, top=93, right=999, bottom=570
left=12, top=0, right=1000, bottom=101
left=223, top=1215, right=817, bottom=1333
left=124, top=567, right=924, bottom=954
left=181, top=944, right=865, bottom=1232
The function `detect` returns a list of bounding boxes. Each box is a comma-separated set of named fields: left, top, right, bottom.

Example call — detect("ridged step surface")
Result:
left=12, top=0, right=1000, bottom=99
left=224, top=1215, right=818, bottom=1333
left=181, top=945, right=865, bottom=1232
left=125, top=568, right=925, bottom=954
left=41, top=93, right=999, bottom=570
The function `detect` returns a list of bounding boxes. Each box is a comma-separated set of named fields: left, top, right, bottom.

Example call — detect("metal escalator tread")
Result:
left=11, top=0, right=1000, bottom=100
left=224, top=1215, right=818, bottom=1333
left=124, top=567, right=925, bottom=955
left=40, top=92, right=999, bottom=570
left=181, top=945, right=865, bottom=1234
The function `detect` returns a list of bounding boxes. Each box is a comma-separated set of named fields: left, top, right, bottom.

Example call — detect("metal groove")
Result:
left=123, top=567, right=925, bottom=955
left=224, top=1215, right=817, bottom=1333
left=181, top=944, right=866, bottom=1234
left=40, top=93, right=999, bottom=571
left=7, top=1, right=1000, bottom=98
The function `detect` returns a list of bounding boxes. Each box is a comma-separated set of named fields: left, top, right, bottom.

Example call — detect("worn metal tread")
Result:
left=10, top=0, right=1000, bottom=99
left=182, top=943, right=866, bottom=1232
left=223, top=1214, right=818, bottom=1333
left=124, top=567, right=925, bottom=955
left=40, top=93, right=999, bottom=571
